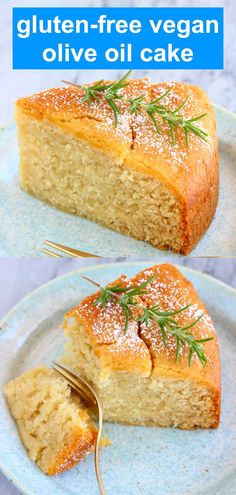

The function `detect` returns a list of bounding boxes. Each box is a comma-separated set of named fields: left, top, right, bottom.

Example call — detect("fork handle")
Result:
left=95, top=448, right=106, bottom=495
left=95, top=403, right=106, bottom=495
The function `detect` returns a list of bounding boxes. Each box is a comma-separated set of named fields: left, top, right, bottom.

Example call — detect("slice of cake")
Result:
left=63, top=264, right=221, bottom=429
left=4, top=366, right=100, bottom=475
left=15, top=76, right=218, bottom=254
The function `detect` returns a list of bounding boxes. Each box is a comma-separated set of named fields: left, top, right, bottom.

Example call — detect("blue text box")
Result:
left=12, top=7, right=224, bottom=70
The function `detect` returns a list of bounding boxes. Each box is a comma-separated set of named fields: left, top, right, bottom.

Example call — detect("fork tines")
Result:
left=53, top=361, right=97, bottom=412
left=52, top=361, right=106, bottom=495
left=42, top=240, right=101, bottom=258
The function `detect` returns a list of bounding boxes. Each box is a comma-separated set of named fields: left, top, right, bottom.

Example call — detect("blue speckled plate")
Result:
left=0, top=106, right=236, bottom=257
left=0, top=261, right=236, bottom=495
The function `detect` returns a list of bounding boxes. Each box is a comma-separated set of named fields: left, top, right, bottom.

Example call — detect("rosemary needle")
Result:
left=81, top=275, right=213, bottom=367
left=127, top=89, right=208, bottom=145
left=62, top=70, right=208, bottom=145
left=63, top=71, right=131, bottom=127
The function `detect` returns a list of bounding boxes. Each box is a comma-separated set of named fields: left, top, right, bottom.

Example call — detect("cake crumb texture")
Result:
left=63, top=263, right=221, bottom=429
left=16, top=79, right=218, bottom=254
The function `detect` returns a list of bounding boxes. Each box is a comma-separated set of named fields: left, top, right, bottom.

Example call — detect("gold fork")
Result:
left=42, top=240, right=101, bottom=258
left=53, top=361, right=106, bottom=495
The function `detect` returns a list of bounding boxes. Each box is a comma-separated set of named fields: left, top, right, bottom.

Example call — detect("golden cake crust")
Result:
left=16, top=83, right=134, bottom=160
left=16, top=79, right=218, bottom=254
left=47, top=427, right=97, bottom=475
left=64, top=264, right=221, bottom=427
left=126, top=83, right=218, bottom=253
left=132, top=265, right=220, bottom=386
left=66, top=275, right=152, bottom=377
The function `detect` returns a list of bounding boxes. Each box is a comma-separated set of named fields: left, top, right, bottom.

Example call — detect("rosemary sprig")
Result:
left=127, top=87, right=208, bottom=145
left=63, top=71, right=131, bottom=127
left=82, top=275, right=213, bottom=367
left=137, top=306, right=212, bottom=366
left=87, top=275, right=154, bottom=333
left=62, top=71, right=208, bottom=145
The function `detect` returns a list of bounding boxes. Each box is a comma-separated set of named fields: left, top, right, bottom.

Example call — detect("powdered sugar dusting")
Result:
left=131, top=265, right=216, bottom=368
left=74, top=276, right=149, bottom=363
left=19, top=78, right=213, bottom=168
left=72, top=264, right=217, bottom=373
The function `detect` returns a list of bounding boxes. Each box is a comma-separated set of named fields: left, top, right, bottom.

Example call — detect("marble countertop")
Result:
left=0, top=256, right=236, bottom=494
left=1, top=0, right=236, bottom=126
